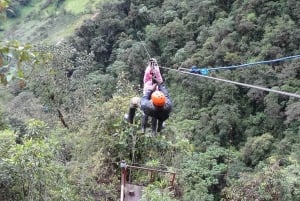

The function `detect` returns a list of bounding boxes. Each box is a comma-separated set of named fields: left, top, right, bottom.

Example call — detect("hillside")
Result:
left=1, top=0, right=109, bottom=43
left=1, top=0, right=300, bottom=201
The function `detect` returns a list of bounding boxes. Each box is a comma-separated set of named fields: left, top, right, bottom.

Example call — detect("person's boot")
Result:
left=157, top=120, right=164, bottom=132
left=126, top=107, right=136, bottom=124
left=141, top=114, right=148, bottom=133
left=151, top=117, right=157, bottom=136
left=125, top=97, right=140, bottom=124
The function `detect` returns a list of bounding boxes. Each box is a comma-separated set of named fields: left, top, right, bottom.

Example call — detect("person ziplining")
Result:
left=125, top=58, right=173, bottom=136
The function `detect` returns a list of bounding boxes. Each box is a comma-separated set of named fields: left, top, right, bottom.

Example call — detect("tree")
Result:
left=26, top=44, right=94, bottom=130
left=0, top=128, right=76, bottom=201
left=284, top=102, right=300, bottom=125
left=0, top=107, right=8, bottom=130
left=263, top=92, right=285, bottom=137
left=141, top=182, right=176, bottom=201
left=180, top=145, right=228, bottom=200
left=242, top=133, right=274, bottom=167
left=0, top=40, right=50, bottom=86
left=0, top=129, right=17, bottom=200
left=1, top=1, right=50, bottom=86
left=222, top=162, right=300, bottom=201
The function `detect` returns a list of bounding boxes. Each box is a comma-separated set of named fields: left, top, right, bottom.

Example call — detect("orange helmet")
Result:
left=151, top=91, right=166, bottom=107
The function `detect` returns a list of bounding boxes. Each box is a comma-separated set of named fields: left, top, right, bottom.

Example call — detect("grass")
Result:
left=64, top=0, right=112, bottom=15
left=0, top=87, right=13, bottom=109
left=64, top=0, right=91, bottom=15
left=43, top=14, right=86, bottom=43
left=1, top=0, right=110, bottom=43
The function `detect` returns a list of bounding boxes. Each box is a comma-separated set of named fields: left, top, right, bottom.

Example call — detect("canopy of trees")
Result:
left=0, top=0, right=300, bottom=200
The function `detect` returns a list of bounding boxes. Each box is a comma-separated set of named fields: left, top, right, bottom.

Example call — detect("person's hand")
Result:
left=149, top=58, right=158, bottom=67
left=150, top=83, right=158, bottom=91
left=152, top=76, right=163, bottom=85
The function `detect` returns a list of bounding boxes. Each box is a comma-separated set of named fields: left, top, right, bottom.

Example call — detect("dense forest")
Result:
left=0, top=0, right=300, bottom=200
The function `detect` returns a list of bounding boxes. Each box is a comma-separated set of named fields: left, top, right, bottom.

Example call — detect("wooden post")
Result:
left=120, top=160, right=127, bottom=201
left=170, top=173, right=176, bottom=186
left=119, top=163, right=177, bottom=200
left=150, top=170, right=154, bottom=182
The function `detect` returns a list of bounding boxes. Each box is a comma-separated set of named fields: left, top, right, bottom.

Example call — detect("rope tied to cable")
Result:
left=159, top=58, right=300, bottom=99
left=190, top=54, right=300, bottom=75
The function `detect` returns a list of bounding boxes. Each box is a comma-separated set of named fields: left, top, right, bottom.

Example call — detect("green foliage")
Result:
left=0, top=129, right=16, bottom=158
left=64, top=0, right=89, bottom=14
left=0, top=0, right=9, bottom=12
left=285, top=101, right=300, bottom=125
left=0, top=107, right=8, bottom=130
left=24, top=119, right=48, bottom=140
left=0, top=137, right=75, bottom=201
left=141, top=182, right=176, bottom=201
left=1, top=0, right=300, bottom=200
left=180, top=145, right=228, bottom=200
left=27, top=43, right=95, bottom=129
left=222, top=161, right=300, bottom=201
left=263, top=92, right=285, bottom=137
left=242, top=133, right=274, bottom=167
left=0, top=130, right=16, bottom=200
left=0, top=40, right=51, bottom=86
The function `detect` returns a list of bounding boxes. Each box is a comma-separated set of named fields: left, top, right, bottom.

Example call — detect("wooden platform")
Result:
left=124, top=184, right=144, bottom=201
left=120, top=163, right=176, bottom=201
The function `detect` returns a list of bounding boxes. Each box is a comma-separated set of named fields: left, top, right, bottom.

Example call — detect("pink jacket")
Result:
left=143, top=63, right=163, bottom=94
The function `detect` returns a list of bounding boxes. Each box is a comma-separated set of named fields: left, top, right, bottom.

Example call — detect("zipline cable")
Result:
left=135, top=34, right=300, bottom=99
left=137, top=35, right=152, bottom=59
left=191, top=54, right=300, bottom=74
left=160, top=66, right=300, bottom=99
left=210, top=54, right=300, bottom=70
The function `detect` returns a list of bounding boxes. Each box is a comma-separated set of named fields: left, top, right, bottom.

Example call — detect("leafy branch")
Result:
left=0, top=40, right=52, bottom=85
